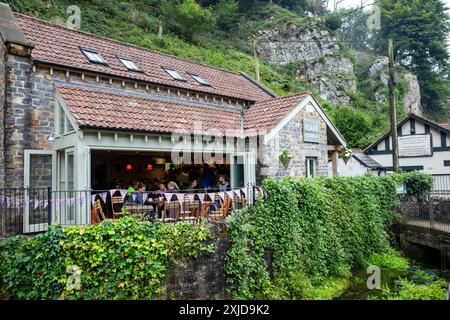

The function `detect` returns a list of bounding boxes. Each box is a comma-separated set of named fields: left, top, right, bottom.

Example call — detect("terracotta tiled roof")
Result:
left=244, top=92, right=310, bottom=133
left=56, top=85, right=241, bottom=135
left=436, top=122, right=450, bottom=130
left=15, top=13, right=273, bottom=102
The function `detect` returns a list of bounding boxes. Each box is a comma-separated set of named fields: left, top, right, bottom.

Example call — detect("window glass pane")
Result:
left=58, top=103, right=65, bottom=135
left=65, top=115, right=74, bottom=133
left=164, top=68, right=184, bottom=81
left=191, top=74, right=209, bottom=86
left=119, top=58, right=141, bottom=71
left=82, top=49, right=106, bottom=64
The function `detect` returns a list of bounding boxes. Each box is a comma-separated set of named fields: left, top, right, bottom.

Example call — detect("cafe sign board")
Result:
left=303, top=118, right=320, bottom=143
left=398, top=134, right=432, bottom=157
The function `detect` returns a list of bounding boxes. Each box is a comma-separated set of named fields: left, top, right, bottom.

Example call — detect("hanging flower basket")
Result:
left=340, top=147, right=353, bottom=164
left=279, top=149, right=294, bottom=169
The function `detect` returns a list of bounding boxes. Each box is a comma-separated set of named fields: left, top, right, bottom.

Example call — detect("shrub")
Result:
left=225, top=174, right=400, bottom=299
left=401, top=171, right=433, bottom=199
left=0, top=216, right=212, bottom=299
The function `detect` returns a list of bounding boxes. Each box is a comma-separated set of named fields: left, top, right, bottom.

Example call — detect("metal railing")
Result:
left=398, top=191, right=450, bottom=233
left=432, top=174, right=450, bottom=192
left=0, top=185, right=261, bottom=238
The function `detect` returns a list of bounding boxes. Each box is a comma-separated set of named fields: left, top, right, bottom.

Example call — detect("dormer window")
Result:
left=190, top=74, right=210, bottom=86
left=118, top=57, right=142, bottom=72
left=163, top=67, right=185, bottom=81
left=81, top=48, right=107, bottom=65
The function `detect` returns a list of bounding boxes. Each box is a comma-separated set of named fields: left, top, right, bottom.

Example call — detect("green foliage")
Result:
left=401, top=171, right=433, bottom=199
left=225, top=174, right=401, bottom=299
left=161, top=0, right=215, bottom=41
left=376, top=269, right=448, bottom=300
left=366, top=248, right=410, bottom=271
left=324, top=11, right=343, bottom=31
left=328, top=106, right=387, bottom=148
left=213, top=0, right=240, bottom=31
left=374, top=0, right=450, bottom=119
left=0, top=216, right=212, bottom=299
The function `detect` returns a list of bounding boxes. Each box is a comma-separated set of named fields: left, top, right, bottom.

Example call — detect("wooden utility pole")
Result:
left=388, top=38, right=400, bottom=172
left=253, top=38, right=260, bottom=83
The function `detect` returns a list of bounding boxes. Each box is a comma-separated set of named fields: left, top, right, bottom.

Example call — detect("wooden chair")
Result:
left=162, top=199, right=181, bottom=222
left=111, top=196, right=124, bottom=219
left=93, top=199, right=114, bottom=222
left=180, top=194, right=197, bottom=222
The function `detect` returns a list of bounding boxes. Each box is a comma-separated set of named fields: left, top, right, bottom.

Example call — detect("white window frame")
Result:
left=55, top=95, right=77, bottom=137
left=118, top=57, right=142, bottom=72
left=81, top=48, right=107, bottom=65
left=190, top=74, right=210, bottom=86
left=23, top=150, right=57, bottom=233
left=305, top=157, right=316, bottom=178
left=163, top=67, right=185, bottom=81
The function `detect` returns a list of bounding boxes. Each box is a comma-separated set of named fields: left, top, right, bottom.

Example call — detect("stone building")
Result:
left=0, top=3, right=346, bottom=233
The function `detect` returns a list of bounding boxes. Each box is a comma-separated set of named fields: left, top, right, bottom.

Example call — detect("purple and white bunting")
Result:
left=197, top=193, right=206, bottom=203
left=164, top=193, right=173, bottom=202
left=119, top=189, right=127, bottom=200
left=175, top=193, right=185, bottom=204
left=109, top=189, right=118, bottom=197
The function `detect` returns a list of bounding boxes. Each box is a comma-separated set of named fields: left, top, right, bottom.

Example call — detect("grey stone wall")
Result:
left=2, top=55, right=56, bottom=189
left=0, top=42, right=6, bottom=189
left=164, top=221, right=230, bottom=300
left=258, top=103, right=329, bottom=183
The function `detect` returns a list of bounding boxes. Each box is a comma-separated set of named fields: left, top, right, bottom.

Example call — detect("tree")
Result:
left=374, top=0, right=450, bottom=119
left=160, top=0, right=215, bottom=41
left=214, top=0, right=241, bottom=31
left=335, top=8, right=372, bottom=51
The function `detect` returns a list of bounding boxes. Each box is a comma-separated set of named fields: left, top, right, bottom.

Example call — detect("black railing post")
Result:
left=47, top=186, right=52, bottom=225
left=252, top=184, right=256, bottom=205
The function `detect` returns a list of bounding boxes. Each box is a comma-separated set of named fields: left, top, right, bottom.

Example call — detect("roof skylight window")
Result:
left=190, top=74, right=210, bottom=86
left=81, top=48, right=107, bottom=65
left=118, top=57, right=142, bottom=72
left=163, top=67, right=185, bottom=81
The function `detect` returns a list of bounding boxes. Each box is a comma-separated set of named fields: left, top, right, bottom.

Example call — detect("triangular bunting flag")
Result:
left=197, top=193, right=206, bottom=203
left=131, top=193, right=137, bottom=202
left=187, top=193, right=196, bottom=203
left=226, top=190, right=235, bottom=199
left=208, top=192, right=216, bottom=201
left=119, top=189, right=127, bottom=200
left=164, top=193, right=173, bottom=202
left=142, top=193, right=149, bottom=204
left=100, top=192, right=107, bottom=203
left=43, top=200, right=48, bottom=209
left=175, top=193, right=185, bottom=204
left=109, top=189, right=117, bottom=197
left=240, top=187, right=248, bottom=197
left=68, top=198, right=75, bottom=208
left=91, top=195, right=97, bottom=204
left=34, top=199, right=40, bottom=209
left=79, top=196, right=84, bottom=205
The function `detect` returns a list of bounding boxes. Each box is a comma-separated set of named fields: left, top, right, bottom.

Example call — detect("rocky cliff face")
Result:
left=369, top=57, right=423, bottom=115
left=257, top=25, right=422, bottom=114
left=258, top=25, right=339, bottom=64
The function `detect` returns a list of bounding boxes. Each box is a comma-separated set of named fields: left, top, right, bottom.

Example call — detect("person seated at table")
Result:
left=134, top=183, right=147, bottom=204
left=189, top=179, right=199, bottom=191
left=199, top=165, right=215, bottom=190
left=217, top=175, right=229, bottom=192
left=166, top=181, right=179, bottom=191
